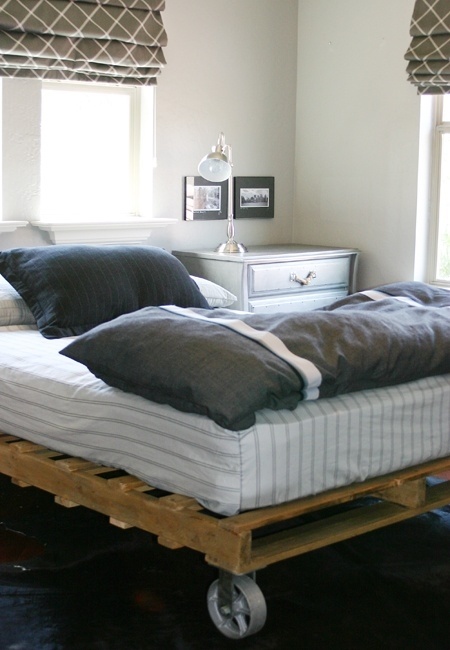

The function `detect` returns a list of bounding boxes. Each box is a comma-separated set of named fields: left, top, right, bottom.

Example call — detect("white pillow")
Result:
left=190, top=276, right=237, bottom=308
left=0, top=271, right=235, bottom=325
left=0, top=274, right=35, bottom=326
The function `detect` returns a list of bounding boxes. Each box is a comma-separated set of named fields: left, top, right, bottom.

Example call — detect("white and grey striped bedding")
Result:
left=0, top=326, right=449, bottom=516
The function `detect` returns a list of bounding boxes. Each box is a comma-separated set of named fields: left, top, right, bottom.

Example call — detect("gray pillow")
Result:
left=0, top=245, right=209, bottom=338
left=60, top=306, right=302, bottom=431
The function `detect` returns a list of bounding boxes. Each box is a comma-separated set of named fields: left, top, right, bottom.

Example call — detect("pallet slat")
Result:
left=220, top=457, right=450, bottom=534
left=55, top=495, right=80, bottom=508
left=373, top=478, right=427, bottom=508
left=243, top=481, right=450, bottom=573
left=1, top=431, right=450, bottom=575
left=0, top=432, right=252, bottom=571
left=107, top=475, right=153, bottom=492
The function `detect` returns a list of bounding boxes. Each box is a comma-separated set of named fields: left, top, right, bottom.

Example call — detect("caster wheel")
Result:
left=207, top=574, right=267, bottom=639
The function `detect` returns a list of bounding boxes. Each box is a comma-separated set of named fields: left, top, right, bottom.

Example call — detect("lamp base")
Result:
left=215, top=239, right=248, bottom=254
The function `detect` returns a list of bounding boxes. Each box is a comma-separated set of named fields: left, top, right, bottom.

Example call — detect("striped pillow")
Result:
left=0, top=245, right=209, bottom=338
left=0, top=274, right=35, bottom=326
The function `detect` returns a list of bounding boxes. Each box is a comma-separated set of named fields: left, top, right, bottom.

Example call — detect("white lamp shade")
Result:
left=198, top=154, right=231, bottom=182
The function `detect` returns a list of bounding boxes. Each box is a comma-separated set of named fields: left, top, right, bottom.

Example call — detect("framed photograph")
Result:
left=184, top=176, right=227, bottom=220
left=234, top=176, right=274, bottom=219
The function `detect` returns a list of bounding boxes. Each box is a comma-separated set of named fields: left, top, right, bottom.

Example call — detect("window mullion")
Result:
left=427, top=95, right=450, bottom=286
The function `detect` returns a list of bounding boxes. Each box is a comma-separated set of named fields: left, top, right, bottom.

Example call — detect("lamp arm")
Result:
left=217, top=131, right=226, bottom=150
left=227, top=173, right=236, bottom=241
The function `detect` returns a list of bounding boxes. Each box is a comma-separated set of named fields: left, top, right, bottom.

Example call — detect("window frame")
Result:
left=0, top=78, right=174, bottom=243
left=40, top=81, right=143, bottom=220
left=427, top=95, right=450, bottom=288
left=32, top=81, right=167, bottom=244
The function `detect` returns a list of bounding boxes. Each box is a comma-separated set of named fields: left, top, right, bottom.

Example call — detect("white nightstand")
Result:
left=173, top=244, right=359, bottom=313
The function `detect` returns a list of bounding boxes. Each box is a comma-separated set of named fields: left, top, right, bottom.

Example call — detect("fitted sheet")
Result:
left=0, top=326, right=449, bottom=515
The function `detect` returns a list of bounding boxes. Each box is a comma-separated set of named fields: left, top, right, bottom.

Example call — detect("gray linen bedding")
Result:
left=60, top=282, right=450, bottom=431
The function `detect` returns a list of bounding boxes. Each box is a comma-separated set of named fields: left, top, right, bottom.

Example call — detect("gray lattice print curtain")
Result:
left=0, top=0, right=167, bottom=86
left=405, top=0, right=450, bottom=94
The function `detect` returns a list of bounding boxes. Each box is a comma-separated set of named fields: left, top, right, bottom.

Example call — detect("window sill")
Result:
left=30, top=218, right=177, bottom=245
left=429, top=280, right=450, bottom=291
left=0, top=221, right=28, bottom=233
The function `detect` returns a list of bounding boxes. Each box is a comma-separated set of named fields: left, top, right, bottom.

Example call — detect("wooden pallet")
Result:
left=1, top=431, right=450, bottom=575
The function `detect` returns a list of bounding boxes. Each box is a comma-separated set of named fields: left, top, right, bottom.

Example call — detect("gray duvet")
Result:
left=61, top=282, right=450, bottom=431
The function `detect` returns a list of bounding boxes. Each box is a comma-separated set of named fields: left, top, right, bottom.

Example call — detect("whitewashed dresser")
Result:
left=173, top=245, right=359, bottom=313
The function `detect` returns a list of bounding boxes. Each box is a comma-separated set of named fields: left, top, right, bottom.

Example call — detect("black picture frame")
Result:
left=234, top=176, right=274, bottom=219
left=184, top=176, right=227, bottom=221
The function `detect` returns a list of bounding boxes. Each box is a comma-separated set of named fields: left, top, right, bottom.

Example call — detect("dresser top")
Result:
left=173, top=244, right=359, bottom=263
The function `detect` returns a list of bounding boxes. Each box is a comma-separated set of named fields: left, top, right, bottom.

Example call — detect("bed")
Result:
left=0, top=244, right=449, bottom=639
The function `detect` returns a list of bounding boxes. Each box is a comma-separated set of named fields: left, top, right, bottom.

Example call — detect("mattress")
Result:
left=0, top=325, right=449, bottom=516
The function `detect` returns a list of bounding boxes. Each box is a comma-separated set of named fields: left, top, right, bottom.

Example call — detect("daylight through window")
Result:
left=431, top=96, right=450, bottom=284
left=40, top=83, right=146, bottom=220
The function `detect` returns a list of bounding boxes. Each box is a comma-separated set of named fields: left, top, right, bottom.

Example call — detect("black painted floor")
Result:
left=0, top=474, right=450, bottom=650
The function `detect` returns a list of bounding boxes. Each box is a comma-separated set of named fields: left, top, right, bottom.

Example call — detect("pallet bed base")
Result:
left=1, top=431, right=450, bottom=638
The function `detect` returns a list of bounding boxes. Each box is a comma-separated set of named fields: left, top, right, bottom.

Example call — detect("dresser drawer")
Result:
left=173, top=245, right=358, bottom=313
left=248, top=256, right=352, bottom=297
left=249, top=289, right=348, bottom=314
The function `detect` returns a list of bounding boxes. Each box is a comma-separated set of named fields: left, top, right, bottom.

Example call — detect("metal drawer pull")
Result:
left=290, top=270, right=317, bottom=286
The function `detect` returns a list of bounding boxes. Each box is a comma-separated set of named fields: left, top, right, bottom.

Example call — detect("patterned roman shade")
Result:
left=405, top=0, right=450, bottom=94
left=0, top=0, right=167, bottom=86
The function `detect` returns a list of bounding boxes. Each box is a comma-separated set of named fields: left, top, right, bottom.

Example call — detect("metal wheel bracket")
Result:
left=207, top=570, right=267, bottom=639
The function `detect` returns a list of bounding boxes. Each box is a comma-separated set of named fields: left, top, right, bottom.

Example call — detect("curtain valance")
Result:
left=0, top=0, right=166, bottom=85
left=405, top=0, right=450, bottom=94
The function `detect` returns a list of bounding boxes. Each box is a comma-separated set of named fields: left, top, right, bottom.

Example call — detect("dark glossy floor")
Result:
left=1, top=474, right=450, bottom=650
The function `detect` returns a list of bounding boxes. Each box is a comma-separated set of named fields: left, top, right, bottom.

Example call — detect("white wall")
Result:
left=0, top=0, right=424, bottom=292
left=294, top=0, right=420, bottom=289
left=0, top=0, right=299, bottom=253
left=152, top=0, right=299, bottom=252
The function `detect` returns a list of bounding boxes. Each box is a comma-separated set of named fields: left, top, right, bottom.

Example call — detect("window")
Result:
left=428, top=95, right=450, bottom=286
left=0, top=80, right=166, bottom=244
left=40, top=82, right=154, bottom=221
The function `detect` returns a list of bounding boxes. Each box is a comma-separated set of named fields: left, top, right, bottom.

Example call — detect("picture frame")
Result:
left=184, top=176, right=227, bottom=221
left=234, top=176, right=274, bottom=219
